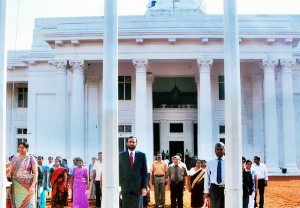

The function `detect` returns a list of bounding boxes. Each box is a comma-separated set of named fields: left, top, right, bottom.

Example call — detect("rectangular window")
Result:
left=218, top=76, right=225, bottom=100
left=17, top=128, right=27, bottom=135
left=170, top=123, right=183, bottom=133
left=118, top=76, right=131, bottom=100
left=219, top=125, right=225, bottom=144
left=118, top=125, right=132, bottom=133
left=219, top=125, right=225, bottom=134
left=18, top=87, right=28, bottom=108
left=17, top=128, right=28, bottom=150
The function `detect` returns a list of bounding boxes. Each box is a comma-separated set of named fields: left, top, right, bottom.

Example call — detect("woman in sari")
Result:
left=70, top=157, right=89, bottom=208
left=187, top=159, right=205, bottom=208
left=8, top=142, right=38, bottom=208
left=49, top=158, right=68, bottom=208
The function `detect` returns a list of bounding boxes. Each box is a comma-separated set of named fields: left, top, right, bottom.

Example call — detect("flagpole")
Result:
left=102, top=0, right=119, bottom=207
left=0, top=0, right=8, bottom=207
left=223, top=0, right=243, bottom=207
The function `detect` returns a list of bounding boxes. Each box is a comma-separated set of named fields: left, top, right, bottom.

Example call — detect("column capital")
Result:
left=197, top=58, right=213, bottom=73
left=280, top=59, right=296, bottom=73
left=132, top=59, right=148, bottom=73
left=261, top=59, right=278, bottom=73
left=50, top=60, right=68, bottom=73
left=69, top=60, right=86, bottom=74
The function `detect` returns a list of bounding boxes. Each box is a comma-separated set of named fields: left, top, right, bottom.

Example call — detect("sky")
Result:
left=5, top=0, right=300, bottom=50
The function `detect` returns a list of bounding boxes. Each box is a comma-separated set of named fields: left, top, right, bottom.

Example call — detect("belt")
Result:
left=154, top=175, right=165, bottom=177
left=211, top=183, right=225, bottom=188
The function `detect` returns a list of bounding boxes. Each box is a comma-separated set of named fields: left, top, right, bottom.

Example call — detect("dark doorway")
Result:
left=153, top=123, right=160, bottom=155
left=193, top=123, right=198, bottom=157
left=169, top=141, right=184, bottom=163
left=119, top=137, right=126, bottom=152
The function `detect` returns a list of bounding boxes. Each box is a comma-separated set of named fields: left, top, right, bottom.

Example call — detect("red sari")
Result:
left=50, top=167, right=68, bottom=206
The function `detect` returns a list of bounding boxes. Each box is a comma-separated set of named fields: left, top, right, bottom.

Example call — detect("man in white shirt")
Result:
left=252, top=156, right=268, bottom=208
left=93, top=152, right=102, bottom=208
left=204, top=142, right=225, bottom=208
left=46, top=156, right=54, bottom=169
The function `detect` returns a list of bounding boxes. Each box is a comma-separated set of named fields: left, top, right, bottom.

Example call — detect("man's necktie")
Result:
left=130, top=151, right=133, bottom=167
left=217, top=157, right=222, bottom=184
left=174, top=165, right=179, bottom=182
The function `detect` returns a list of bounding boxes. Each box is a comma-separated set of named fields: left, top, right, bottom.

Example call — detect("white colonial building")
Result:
left=6, top=0, right=300, bottom=173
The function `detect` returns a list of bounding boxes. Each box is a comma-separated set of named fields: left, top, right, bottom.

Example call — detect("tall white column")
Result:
left=281, top=59, right=298, bottom=171
left=52, top=60, right=68, bottom=156
left=197, top=58, right=213, bottom=160
left=69, top=60, right=85, bottom=159
left=98, top=76, right=103, bottom=152
left=147, top=72, right=154, bottom=162
left=251, top=75, right=264, bottom=158
left=102, top=0, right=119, bottom=206
left=261, top=59, right=280, bottom=172
left=160, top=119, right=168, bottom=152
left=185, top=119, right=193, bottom=157
left=133, top=59, right=148, bottom=153
left=0, top=0, right=8, bottom=206
left=224, top=0, right=243, bottom=206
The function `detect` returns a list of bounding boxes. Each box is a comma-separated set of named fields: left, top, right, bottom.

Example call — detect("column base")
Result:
left=268, top=166, right=300, bottom=176
left=280, top=163, right=300, bottom=175
left=267, top=167, right=282, bottom=174
left=284, top=163, right=297, bottom=169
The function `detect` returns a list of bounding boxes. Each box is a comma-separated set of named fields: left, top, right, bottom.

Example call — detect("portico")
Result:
left=5, top=1, right=300, bottom=174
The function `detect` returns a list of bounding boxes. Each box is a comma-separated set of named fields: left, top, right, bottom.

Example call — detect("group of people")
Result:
left=119, top=138, right=268, bottom=208
left=6, top=139, right=268, bottom=208
left=6, top=142, right=103, bottom=208
left=150, top=151, right=207, bottom=208
left=204, top=142, right=269, bottom=208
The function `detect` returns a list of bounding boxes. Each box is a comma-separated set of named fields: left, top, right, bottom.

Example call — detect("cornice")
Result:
left=42, top=15, right=300, bottom=47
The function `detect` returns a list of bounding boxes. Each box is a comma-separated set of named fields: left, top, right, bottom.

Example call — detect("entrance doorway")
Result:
left=169, top=141, right=184, bottom=163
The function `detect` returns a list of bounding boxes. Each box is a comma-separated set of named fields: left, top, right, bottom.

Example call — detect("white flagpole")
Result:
left=102, top=0, right=119, bottom=207
left=223, top=0, right=243, bottom=207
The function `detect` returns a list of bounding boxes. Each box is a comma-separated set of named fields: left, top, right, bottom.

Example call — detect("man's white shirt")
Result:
left=204, top=156, right=225, bottom=193
left=252, top=163, right=268, bottom=180
left=93, top=160, right=102, bottom=181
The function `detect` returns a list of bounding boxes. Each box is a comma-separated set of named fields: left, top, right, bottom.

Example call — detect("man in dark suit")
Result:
left=119, top=136, right=148, bottom=208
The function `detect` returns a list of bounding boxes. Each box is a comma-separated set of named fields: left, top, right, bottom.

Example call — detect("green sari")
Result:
left=11, top=155, right=37, bottom=208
